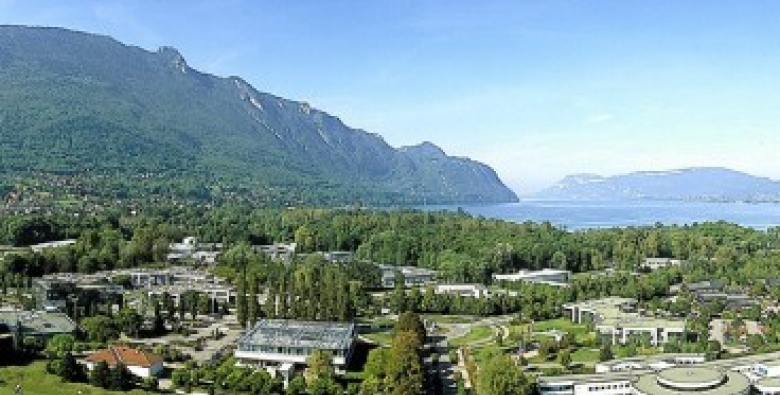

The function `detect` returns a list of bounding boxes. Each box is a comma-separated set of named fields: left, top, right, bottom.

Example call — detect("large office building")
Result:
left=493, top=268, right=571, bottom=287
left=235, top=319, right=356, bottom=375
left=538, top=351, right=780, bottom=395
left=563, top=297, right=686, bottom=346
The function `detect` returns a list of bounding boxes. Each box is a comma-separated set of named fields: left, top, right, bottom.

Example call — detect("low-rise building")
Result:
left=595, top=354, right=706, bottom=373
left=379, top=265, right=437, bottom=288
left=669, top=279, right=726, bottom=295
left=255, top=243, right=297, bottom=263
left=29, top=239, right=76, bottom=253
left=145, top=283, right=235, bottom=308
left=434, top=284, right=490, bottom=299
left=696, top=292, right=759, bottom=310
left=33, top=275, right=124, bottom=313
left=493, top=268, right=571, bottom=287
left=538, top=351, right=780, bottom=395
left=167, top=237, right=223, bottom=263
left=641, top=257, right=685, bottom=271
left=322, top=251, right=354, bottom=263
left=235, top=319, right=356, bottom=377
left=563, top=297, right=686, bottom=346
left=84, top=346, right=164, bottom=378
left=0, top=310, right=78, bottom=338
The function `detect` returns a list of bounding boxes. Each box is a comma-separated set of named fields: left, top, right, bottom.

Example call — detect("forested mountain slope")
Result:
left=0, top=26, right=517, bottom=206
left=535, top=168, right=780, bottom=201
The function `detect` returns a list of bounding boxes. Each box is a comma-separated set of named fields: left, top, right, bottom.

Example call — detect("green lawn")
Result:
left=362, top=331, right=394, bottom=346
left=450, top=325, right=495, bottom=348
left=571, top=347, right=600, bottom=363
left=471, top=344, right=505, bottom=365
left=0, top=361, right=158, bottom=395
left=424, top=315, right=480, bottom=325
left=512, top=318, right=595, bottom=345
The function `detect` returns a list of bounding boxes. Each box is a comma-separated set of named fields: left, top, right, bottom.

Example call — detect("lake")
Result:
left=422, top=200, right=780, bottom=230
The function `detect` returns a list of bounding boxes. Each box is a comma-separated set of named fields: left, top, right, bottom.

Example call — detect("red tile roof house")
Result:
left=84, top=346, right=164, bottom=378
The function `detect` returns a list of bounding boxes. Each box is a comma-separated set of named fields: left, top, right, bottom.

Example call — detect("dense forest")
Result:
left=2, top=208, right=779, bottom=286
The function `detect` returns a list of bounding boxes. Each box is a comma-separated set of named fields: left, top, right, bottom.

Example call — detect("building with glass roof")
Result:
left=234, top=319, right=356, bottom=374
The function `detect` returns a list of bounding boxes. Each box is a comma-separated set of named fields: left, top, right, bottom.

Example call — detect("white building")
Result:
left=641, top=257, right=684, bottom=271
left=539, top=351, right=780, bottom=395
left=563, top=297, right=686, bottom=346
left=493, top=268, right=571, bottom=287
left=594, top=354, right=706, bottom=373
left=29, top=239, right=76, bottom=253
left=434, top=284, right=490, bottom=299
left=84, top=346, right=164, bottom=378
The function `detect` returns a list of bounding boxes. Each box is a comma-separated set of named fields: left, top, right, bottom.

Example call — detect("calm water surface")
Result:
left=423, top=200, right=780, bottom=230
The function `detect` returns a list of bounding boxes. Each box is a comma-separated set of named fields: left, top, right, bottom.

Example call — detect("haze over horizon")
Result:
left=3, top=0, right=779, bottom=194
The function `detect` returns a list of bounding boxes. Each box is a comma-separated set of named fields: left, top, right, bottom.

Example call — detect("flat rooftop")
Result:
left=540, top=350, right=780, bottom=387
left=0, top=311, right=77, bottom=335
left=634, top=367, right=749, bottom=395
left=566, top=297, right=685, bottom=330
left=240, top=319, right=355, bottom=350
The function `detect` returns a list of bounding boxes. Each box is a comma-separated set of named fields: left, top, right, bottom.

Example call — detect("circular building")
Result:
left=755, top=377, right=780, bottom=395
left=633, top=366, right=750, bottom=395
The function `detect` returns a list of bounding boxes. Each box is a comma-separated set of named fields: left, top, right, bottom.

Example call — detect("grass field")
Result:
left=424, top=315, right=480, bottom=324
left=511, top=318, right=595, bottom=345
left=0, top=361, right=157, bottom=395
left=571, top=347, right=600, bottom=363
left=471, top=344, right=505, bottom=365
left=450, top=325, right=495, bottom=348
left=361, top=331, right=394, bottom=346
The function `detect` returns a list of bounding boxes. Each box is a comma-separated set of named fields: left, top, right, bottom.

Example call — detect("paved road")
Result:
left=424, top=314, right=516, bottom=393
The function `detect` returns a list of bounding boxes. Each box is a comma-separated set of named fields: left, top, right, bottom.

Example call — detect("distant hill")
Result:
left=0, top=26, right=517, bottom=206
left=534, top=167, right=780, bottom=201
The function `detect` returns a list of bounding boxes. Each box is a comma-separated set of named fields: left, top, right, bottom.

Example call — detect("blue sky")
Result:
left=2, top=1, right=780, bottom=194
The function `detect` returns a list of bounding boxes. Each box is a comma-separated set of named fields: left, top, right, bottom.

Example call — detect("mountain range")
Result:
left=0, top=26, right=517, bottom=206
left=534, top=167, right=780, bottom=201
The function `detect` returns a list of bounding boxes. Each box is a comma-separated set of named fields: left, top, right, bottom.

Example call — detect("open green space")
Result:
left=0, top=361, right=157, bottom=395
left=362, top=331, right=394, bottom=347
left=511, top=318, right=595, bottom=345
left=450, top=325, right=494, bottom=348
left=424, top=315, right=480, bottom=325
left=471, top=344, right=505, bottom=365
left=571, top=347, right=600, bottom=363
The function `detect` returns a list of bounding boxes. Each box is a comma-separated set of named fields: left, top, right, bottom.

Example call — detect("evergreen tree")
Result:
left=248, top=272, right=260, bottom=327
left=153, top=299, right=165, bottom=334
left=390, top=270, right=407, bottom=313
left=386, top=331, right=424, bottom=395
left=89, top=360, right=111, bottom=388
left=599, top=343, right=614, bottom=362
left=236, top=270, right=248, bottom=327
left=60, top=352, right=83, bottom=382
left=395, top=312, right=426, bottom=345
left=109, top=363, right=134, bottom=391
